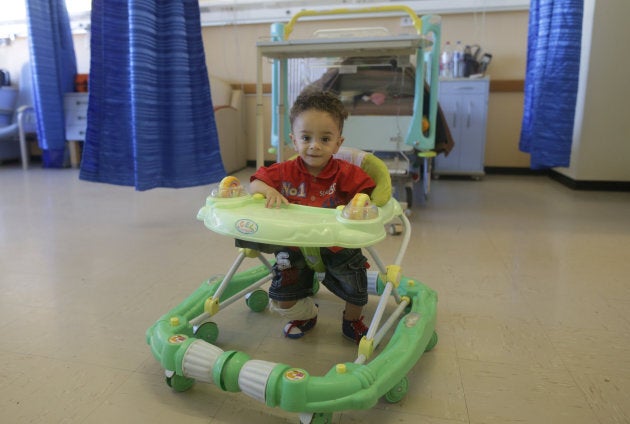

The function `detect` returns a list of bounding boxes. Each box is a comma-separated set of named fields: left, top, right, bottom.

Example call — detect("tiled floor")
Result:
left=1, top=165, right=629, bottom=424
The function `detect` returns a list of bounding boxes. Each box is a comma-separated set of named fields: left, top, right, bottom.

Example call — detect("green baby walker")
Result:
left=146, top=146, right=438, bottom=424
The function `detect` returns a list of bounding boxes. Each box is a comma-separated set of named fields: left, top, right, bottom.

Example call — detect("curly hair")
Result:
left=289, top=89, right=348, bottom=133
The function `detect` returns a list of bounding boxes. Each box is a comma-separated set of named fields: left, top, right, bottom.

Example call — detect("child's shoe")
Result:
left=342, top=315, right=369, bottom=344
left=283, top=316, right=317, bottom=339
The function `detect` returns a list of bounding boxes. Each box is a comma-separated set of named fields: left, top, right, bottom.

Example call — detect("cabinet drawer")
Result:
left=65, top=108, right=88, bottom=127
left=64, top=93, right=89, bottom=141
left=64, top=93, right=89, bottom=110
left=438, top=79, right=489, bottom=95
left=66, top=125, right=87, bottom=141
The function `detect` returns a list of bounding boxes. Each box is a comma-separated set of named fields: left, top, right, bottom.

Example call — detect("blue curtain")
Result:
left=26, top=0, right=77, bottom=168
left=519, top=0, right=583, bottom=169
left=80, top=0, right=225, bottom=190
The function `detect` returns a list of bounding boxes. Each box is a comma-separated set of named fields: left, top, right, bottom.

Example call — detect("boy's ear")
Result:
left=289, top=133, right=298, bottom=150
left=333, top=136, right=345, bottom=153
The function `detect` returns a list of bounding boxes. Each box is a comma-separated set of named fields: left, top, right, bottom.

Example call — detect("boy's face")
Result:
left=290, top=109, right=344, bottom=176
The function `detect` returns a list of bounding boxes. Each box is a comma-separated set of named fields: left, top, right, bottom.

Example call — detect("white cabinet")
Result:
left=64, top=92, right=89, bottom=140
left=64, top=92, right=89, bottom=168
left=434, top=78, right=489, bottom=178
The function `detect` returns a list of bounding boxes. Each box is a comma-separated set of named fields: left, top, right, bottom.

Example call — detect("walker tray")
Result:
left=197, top=193, right=403, bottom=248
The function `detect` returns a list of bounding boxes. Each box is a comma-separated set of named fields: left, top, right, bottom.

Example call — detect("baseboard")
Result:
left=246, top=159, right=276, bottom=168
left=548, top=170, right=630, bottom=191
left=484, top=166, right=548, bottom=176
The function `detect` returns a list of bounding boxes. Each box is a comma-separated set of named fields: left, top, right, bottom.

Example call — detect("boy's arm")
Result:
left=249, top=179, right=289, bottom=209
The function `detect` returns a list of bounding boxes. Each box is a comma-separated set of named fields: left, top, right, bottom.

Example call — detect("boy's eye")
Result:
left=321, top=137, right=330, bottom=142
left=300, top=135, right=311, bottom=142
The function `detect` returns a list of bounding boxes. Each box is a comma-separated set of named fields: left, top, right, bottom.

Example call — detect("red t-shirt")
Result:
left=251, top=157, right=375, bottom=209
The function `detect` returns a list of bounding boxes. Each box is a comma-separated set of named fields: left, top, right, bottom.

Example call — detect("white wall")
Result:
left=557, top=0, right=630, bottom=182
left=0, top=33, right=90, bottom=86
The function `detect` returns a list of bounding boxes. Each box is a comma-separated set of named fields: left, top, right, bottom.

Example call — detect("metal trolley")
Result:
left=255, top=6, right=442, bottom=206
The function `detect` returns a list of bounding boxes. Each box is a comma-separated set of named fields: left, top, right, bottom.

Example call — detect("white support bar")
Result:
left=189, top=274, right=272, bottom=327
left=216, top=275, right=272, bottom=310
left=257, top=251, right=274, bottom=271
left=391, top=285, right=402, bottom=304
left=365, top=281, right=393, bottom=341
left=394, top=213, right=412, bottom=266
left=189, top=311, right=212, bottom=328
left=374, top=297, right=410, bottom=348
left=366, top=246, right=387, bottom=274
left=211, top=251, right=247, bottom=302
left=354, top=353, right=367, bottom=365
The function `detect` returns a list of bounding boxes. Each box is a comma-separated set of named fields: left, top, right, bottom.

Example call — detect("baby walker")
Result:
left=145, top=149, right=438, bottom=424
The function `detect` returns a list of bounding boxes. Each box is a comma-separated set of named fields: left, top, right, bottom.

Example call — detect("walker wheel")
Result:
left=388, top=223, right=403, bottom=235
left=299, top=412, right=333, bottom=424
left=245, top=289, right=269, bottom=312
left=425, top=331, right=438, bottom=352
left=166, top=374, right=195, bottom=392
left=384, top=376, right=409, bottom=403
left=195, top=321, right=219, bottom=344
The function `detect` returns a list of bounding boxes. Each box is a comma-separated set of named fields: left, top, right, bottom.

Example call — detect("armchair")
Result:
left=210, top=76, right=247, bottom=173
left=0, top=63, right=37, bottom=169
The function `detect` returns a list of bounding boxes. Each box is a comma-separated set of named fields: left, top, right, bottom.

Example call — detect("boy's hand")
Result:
left=249, top=179, right=289, bottom=208
left=263, top=188, right=289, bottom=209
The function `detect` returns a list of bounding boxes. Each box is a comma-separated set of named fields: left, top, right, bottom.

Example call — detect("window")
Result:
left=198, top=1, right=529, bottom=26
left=1, top=0, right=529, bottom=35
left=1, top=1, right=90, bottom=36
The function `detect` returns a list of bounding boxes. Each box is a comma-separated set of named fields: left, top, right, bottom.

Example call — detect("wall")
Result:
left=1, top=10, right=530, bottom=167
left=201, top=10, right=531, bottom=166
left=556, top=0, right=630, bottom=182
left=0, top=33, right=90, bottom=86
left=439, top=12, right=530, bottom=168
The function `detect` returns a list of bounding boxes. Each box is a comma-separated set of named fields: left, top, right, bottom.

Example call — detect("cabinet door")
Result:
left=455, top=93, right=487, bottom=174
left=434, top=80, right=488, bottom=176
